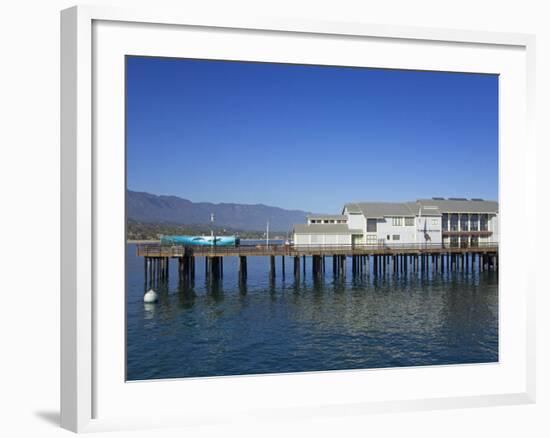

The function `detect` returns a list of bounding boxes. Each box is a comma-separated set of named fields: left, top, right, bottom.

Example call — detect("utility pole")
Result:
left=210, top=213, right=215, bottom=246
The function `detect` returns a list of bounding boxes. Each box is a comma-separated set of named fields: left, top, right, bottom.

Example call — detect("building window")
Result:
left=392, top=235, right=400, bottom=240
left=387, top=235, right=390, bottom=240
left=470, top=214, right=479, bottom=231
left=366, top=235, right=377, bottom=244
left=460, top=214, right=468, bottom=231
left=442, top=213, right=448, bottom=231
left=391, top=217, right=403, bottom=226
left=450, top=214, right=459, bottom=231
left=450, top=236, right=459, bottom=247
left=480, top=214, right=488, bottom=231
left=405, top=217, right=414, bottom=226
left=367, top=218, right=377, bottom=232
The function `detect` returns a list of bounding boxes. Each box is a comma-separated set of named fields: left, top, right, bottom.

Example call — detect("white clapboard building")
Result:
left=293, top=198, right=498, bottom=248
left=293, top=214, right=362, bottom=246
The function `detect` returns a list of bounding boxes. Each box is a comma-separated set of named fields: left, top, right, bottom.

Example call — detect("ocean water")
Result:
left=126, top=243, right=498, bottom=381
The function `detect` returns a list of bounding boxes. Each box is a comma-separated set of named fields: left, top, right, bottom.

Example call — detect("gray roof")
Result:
left=416, top=199, right=498, bottom=214
left=343, top=199, right=498, bottom=217
left=307, top=214, right=347, bottom=220
left=293, top=224, right=362, bottom=235
left=405, top=202, right=441, bottom=217
left=343, top=202, right=415, bottom=218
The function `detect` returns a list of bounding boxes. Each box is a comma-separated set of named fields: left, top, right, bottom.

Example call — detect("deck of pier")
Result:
left=136, top=243, right=498, bottom=258
left=137, top=242, right=499, bottom=286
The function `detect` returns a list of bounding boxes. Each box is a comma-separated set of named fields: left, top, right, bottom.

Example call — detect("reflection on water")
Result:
left=126, top=245, right=498, bottom=380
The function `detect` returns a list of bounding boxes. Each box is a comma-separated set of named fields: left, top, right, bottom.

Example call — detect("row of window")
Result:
left=309, top=219, right=347, bottom=224
left=366, top=217, right=417, bottom=233
left=447, top=235, right=481, bottom=248
left=390, top=217, right=415, bottom=227
left=442, top=213, right=489, bottom=231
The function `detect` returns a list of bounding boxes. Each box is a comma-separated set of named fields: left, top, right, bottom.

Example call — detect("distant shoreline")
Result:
left=126, top=238, right=287, bottom=244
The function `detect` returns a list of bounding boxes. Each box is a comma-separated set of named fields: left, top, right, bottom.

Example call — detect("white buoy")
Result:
left=143, top=289, right=158, bottom=303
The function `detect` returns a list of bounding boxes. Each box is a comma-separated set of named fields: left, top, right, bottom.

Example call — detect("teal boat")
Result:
left=160, top=235, right=239, bottom=247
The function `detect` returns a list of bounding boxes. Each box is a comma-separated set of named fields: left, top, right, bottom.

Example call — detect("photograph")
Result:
left=125, top=56, right=499, bottom=381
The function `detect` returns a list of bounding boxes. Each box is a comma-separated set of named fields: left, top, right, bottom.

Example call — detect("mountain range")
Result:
left=127, top=190, right=313, bottom=232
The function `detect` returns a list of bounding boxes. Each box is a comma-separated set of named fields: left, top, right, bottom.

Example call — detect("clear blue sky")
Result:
left=126, top=56, right=498, bottom=213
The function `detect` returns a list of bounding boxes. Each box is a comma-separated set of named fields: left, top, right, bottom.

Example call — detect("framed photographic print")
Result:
left=61, top=5, right=536, bottom=433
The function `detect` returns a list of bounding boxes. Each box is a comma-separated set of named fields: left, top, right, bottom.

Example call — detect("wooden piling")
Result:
left=144, top=257, right=148, bottom=284
left=366, top=255, right=370, bottom=275
left=340, top=255, right=346, bottom=276
left=238, top=256, right=247, bottom=280
left=270, top=255, right=276, bottom=278
left=314, top=255, right=324, bottom=277
left=294, top=256, right=300, bottom=280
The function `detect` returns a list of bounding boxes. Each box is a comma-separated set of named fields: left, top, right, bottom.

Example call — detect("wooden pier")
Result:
left=137, top=242, right=499, bottom=285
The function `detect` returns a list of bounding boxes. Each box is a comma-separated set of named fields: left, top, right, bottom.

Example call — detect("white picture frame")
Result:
left=60, top=4, right=536, bottom=433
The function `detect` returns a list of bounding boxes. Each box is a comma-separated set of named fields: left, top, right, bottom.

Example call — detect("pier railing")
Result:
left=136, top=241, right=499, bottom=258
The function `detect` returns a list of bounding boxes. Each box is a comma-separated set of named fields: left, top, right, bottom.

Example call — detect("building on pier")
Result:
left=139, top=197, right=500, bottom=284
left=293, top=198, right=498, bottom=247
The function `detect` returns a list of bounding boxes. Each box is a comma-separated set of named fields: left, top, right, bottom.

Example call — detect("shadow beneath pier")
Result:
left=238, top=278, right=248, bottom=295
left=176, top=281, right=197, bottom=309
left=205, top=278, right=225, bottom=303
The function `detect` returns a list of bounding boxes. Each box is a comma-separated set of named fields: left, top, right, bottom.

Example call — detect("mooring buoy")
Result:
left=143, top=289, right=158, bottom=303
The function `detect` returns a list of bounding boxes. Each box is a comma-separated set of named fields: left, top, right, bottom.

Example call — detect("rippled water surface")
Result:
left=126, top=244, right=498, bottom=380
